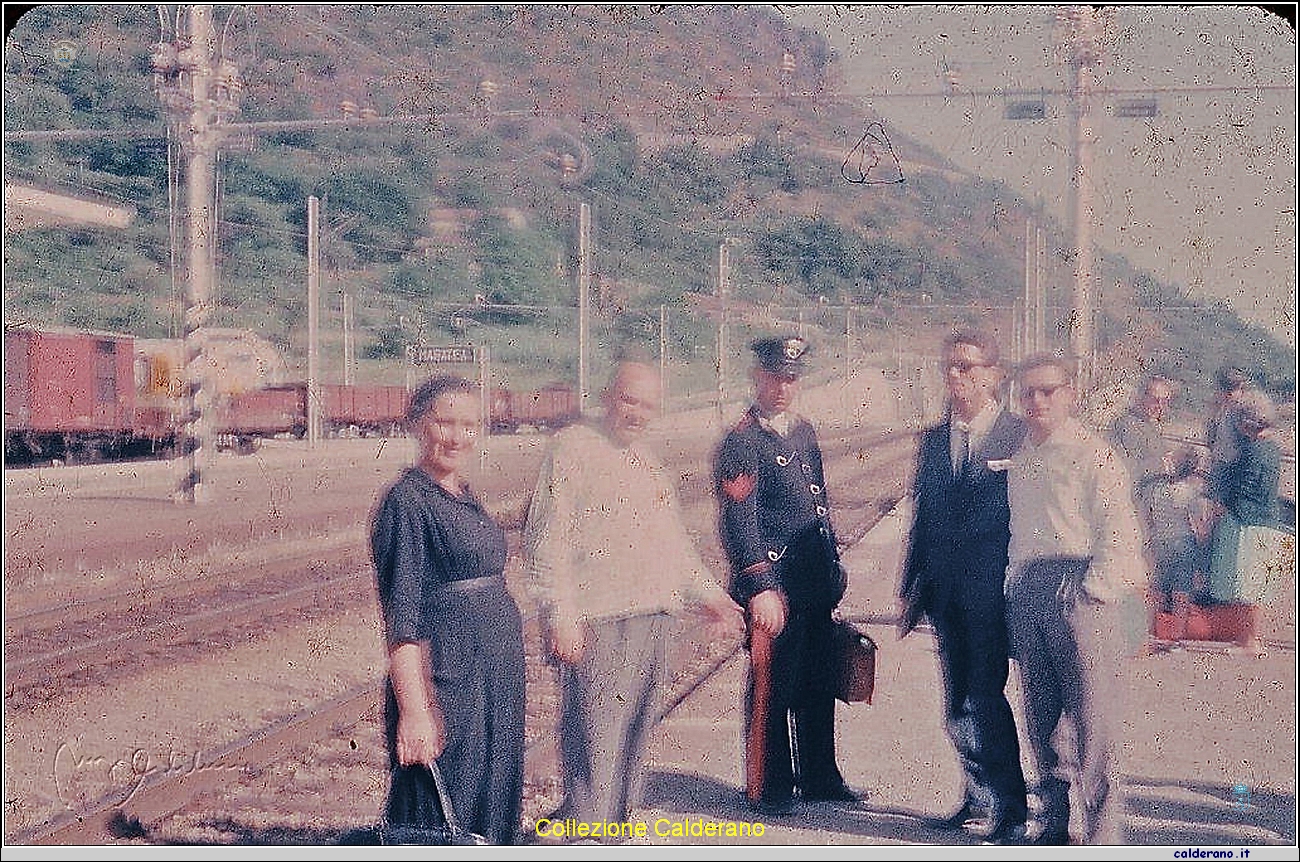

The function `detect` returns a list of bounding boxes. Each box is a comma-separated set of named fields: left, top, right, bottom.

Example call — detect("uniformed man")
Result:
left=714, top=336, right=859, bottom=816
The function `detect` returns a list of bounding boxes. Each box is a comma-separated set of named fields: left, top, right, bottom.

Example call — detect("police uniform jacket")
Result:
left=715, top=406, right=842, bottom=611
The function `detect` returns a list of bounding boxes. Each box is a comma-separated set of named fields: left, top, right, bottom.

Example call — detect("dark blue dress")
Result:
left=371, top=467, right=525, bottom=844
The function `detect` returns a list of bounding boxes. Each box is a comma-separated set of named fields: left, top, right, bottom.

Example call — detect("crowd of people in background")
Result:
left=364, top=330, right=1288, bottom=847
left=1109, top=366, right=1287, bottom=657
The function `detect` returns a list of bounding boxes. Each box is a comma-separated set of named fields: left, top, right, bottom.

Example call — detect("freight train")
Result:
left=3, top=326, right=579, bottom=465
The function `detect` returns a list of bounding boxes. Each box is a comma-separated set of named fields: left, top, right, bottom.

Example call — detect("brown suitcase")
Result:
left=1153, top=604, right=1253, bottom=642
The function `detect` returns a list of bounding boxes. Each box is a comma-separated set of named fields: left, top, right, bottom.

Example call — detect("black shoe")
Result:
left=1029, top=827, right=1071, bottom=846
left=982, top=819, right=1027, bottom=846
left=749, top=795, right=796, bottom=817
left=924, top=801, right=986, bottom=831
left=803, top=783, right=864, bottom=804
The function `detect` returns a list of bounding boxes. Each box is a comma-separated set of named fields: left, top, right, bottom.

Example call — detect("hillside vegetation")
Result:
left=4, top=4, right=1292, bottom=402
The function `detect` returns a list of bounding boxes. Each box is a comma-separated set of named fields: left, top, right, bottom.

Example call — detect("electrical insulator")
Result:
left=359, top=105, right=378, bottom=119
left=340, top=100, right=358, bottom=117
left=175, top=46, right=199, bottom=72
left=780, top=51, right=795, bottom=75
left=151, top=42, right=178, bottom=73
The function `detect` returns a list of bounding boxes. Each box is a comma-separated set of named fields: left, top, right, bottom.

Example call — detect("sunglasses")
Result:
left=945, top=360, right=994, bottom=373
left=1020, top=381, right=1070, bottom=400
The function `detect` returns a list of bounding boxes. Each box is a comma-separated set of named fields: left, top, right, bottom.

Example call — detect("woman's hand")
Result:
left=389, top=641, right=444, bottom=765
left=396, top=703, right=445, bottom=766
left=549, top=617, right=586, bottom=664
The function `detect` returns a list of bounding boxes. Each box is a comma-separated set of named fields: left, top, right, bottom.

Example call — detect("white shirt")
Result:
left=524, top=423, right=721, bottom=627
left=950, top=399, right=1000, bottom=475
left=757, top=411, right=793, bottom=438
left=1006, top=417, right=1147, bottom=603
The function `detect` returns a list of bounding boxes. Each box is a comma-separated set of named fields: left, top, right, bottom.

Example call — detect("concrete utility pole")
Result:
left=342, top=291, right=355, bottom=387
left=307, top=195, right=321, bottom=447
left=1022, top=217, right=1046, bottom=358
left=716, top=240, right=731, bottom=427
left=153, top=4, right=240, bottom=504
left=577, top=202, right=591, bottom=415
left=659, top=304, right=668, bottom=410
left=1060, top=5, right=1104, bottom=388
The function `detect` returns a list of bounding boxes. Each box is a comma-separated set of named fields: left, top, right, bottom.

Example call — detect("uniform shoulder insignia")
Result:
left=721, top=473, right=756, bottom=502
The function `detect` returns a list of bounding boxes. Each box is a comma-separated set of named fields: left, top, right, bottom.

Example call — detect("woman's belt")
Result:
left=441, top=575, right=505, bottom=594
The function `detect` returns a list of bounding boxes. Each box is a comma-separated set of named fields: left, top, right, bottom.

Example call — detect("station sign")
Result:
left=406, top=344, right=477, bottom=365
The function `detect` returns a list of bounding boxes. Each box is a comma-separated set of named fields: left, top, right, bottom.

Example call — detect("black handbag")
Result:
left=379, top=762, right=489, bottom=846
left=832, top=618, right=877, bottom=704
left=777, top=520, right=847, bottom=609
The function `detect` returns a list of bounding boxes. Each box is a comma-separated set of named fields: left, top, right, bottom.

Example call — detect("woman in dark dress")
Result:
left=1206, top=388, right=1283, bottom=656
left=371, top=375, right=525, bottom=844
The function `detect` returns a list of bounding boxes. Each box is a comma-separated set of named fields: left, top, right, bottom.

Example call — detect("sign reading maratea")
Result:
left=406, top=345, right=477, bottom=365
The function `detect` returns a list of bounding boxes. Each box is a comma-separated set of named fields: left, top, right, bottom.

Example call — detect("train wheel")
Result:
left=63, top=436, right=91, bottom=466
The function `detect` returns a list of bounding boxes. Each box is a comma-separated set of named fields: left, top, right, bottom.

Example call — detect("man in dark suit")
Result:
left=715, top=336, right=858, bottom=816
left=898, top=329, right=1028, bottom=845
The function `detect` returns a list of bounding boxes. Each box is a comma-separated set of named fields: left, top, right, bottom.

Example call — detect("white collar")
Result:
left=755, top=408, right=796, bottom=438
left=952, top=399, right=1000, bottom=437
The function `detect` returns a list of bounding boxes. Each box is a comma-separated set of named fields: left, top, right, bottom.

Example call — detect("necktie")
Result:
left=954, top=424, right=970, bottom=480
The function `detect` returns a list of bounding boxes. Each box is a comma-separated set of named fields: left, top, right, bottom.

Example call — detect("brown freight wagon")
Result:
left=490, top=383, right=578, bottom=433
left=320, top=384, right=407, bottom=437
left=214, top=384, right=307, bottom=454
left=4, top=326, right=169, bottom=463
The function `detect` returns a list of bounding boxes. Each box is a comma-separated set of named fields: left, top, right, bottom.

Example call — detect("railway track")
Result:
left=5, top=427, right=912, bottom=693
left=4, top=544, right=369, bottom=698
left=7, top=427, right=918, bottom=845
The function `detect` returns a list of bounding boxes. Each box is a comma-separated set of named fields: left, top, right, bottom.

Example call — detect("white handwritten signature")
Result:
left=53, top=739, right=244, bottom=813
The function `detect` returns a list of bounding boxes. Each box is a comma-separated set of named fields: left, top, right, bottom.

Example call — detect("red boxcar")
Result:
left=4, top=327, right=161, bottom=462
left=490, top=384, right=578, bottom=433
left=214, top=384, right=307, bottom=452
left=321, top=384, right=407, bottom=436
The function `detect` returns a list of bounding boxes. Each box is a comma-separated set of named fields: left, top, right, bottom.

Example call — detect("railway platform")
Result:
left=4, top=393, right=1295, bottom=852
left=619, top=501, right=1297, bottom=850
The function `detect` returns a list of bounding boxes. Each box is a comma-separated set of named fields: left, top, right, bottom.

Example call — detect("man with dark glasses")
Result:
left=899, top=329, right=1029, bottom=845
left=1003, top=354, right=1146, bottom=845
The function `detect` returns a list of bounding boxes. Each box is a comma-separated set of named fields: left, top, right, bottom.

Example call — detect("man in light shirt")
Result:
left=525, top=360, right=741, bottom=828
left=1005, top=354, right=1146, bottom=846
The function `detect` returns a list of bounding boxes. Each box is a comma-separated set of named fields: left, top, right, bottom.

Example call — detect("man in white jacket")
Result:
left=525, top=360, right=741, bottom=829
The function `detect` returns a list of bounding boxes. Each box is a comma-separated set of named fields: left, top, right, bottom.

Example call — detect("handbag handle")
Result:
left=423, top=761, right=462, bottom=833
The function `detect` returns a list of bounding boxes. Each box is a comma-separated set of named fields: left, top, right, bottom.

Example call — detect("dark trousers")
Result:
left=746, top=606, right=846, bottom=802
left=930, top=581, right=1028, bottom=823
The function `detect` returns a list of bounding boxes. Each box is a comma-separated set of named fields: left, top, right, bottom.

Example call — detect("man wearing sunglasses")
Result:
left=1004, top=354, right=1146, bottom=846
left=898, top=329, right=1029, bottom=845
